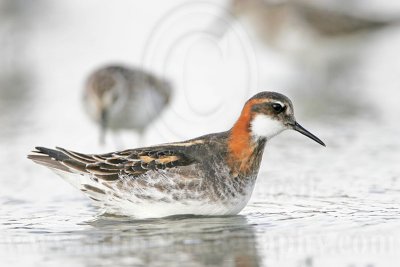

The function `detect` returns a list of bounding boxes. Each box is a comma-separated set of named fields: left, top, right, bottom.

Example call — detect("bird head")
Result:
left=240, top=91, right=325, bottom=146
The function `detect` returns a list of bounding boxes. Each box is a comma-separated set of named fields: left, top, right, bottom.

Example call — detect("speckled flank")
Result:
left=28, top=130, right=264, bottom=218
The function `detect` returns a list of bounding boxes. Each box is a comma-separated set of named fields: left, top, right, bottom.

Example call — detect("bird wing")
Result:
left=29, top=145, right=197, bottom=182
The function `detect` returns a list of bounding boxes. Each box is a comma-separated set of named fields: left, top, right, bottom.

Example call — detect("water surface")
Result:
left=1, top=1, right=400, bottom=266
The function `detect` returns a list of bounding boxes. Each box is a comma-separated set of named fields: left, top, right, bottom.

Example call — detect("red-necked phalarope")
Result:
left=29, top=91, right=325, bottom=219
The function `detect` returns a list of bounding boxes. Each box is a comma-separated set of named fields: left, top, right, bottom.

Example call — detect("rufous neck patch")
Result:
left=227, top=99, right=266, bottom=175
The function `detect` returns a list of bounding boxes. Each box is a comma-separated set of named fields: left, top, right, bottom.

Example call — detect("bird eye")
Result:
left=271, top=103, right=285, bottom=113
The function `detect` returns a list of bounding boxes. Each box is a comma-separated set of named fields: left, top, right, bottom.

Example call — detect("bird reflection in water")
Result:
left=74, top=215, right=262, bottom=267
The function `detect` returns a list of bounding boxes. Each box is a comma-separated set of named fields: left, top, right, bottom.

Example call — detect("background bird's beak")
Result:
left=291, top=122, right=326, bottom=147
left=99, top=108, right=108, bottom=145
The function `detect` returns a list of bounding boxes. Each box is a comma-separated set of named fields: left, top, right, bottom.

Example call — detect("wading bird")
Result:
left=29, top=91, right=325, bottom=219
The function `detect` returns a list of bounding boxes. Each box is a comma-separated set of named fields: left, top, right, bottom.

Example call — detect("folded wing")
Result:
left=28, top=145, right=196, bottom=182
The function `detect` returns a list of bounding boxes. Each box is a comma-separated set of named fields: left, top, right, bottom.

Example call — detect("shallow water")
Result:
left=2, top=1, right=400, bottom=266
left=2, top=115, right=400, bottom=267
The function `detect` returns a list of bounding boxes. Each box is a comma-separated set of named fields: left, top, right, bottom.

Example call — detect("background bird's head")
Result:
left=84, top=66, right=130, bottom=144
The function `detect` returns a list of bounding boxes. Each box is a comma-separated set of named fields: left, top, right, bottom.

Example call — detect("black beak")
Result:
left=291, top=122, right=326, bottom=147
left=99, top=109, right=108, bottom=145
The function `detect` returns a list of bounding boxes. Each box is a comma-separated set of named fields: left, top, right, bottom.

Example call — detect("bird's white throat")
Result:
left=251, top=114, right=286, bottom=139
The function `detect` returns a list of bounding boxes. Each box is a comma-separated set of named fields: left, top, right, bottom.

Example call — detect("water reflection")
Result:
left=61, top=215, right=260, bottom=267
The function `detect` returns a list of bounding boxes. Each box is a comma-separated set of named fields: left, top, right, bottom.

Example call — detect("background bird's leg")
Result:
left=99, top=109, right=108, bottom=145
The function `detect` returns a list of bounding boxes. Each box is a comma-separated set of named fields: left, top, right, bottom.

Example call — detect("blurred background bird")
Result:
left=210, top=0, right=400, bottom=119
left=223, top=0, right=400, bottom=50
left=83, top=65, right=172, bottom=146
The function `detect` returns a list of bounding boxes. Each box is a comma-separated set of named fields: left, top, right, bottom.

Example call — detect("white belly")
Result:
left=101, top=196, right=253, bottom=219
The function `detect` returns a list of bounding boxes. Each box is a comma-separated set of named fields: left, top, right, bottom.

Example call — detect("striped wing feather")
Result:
left=30, top=146, right=196, bottom=181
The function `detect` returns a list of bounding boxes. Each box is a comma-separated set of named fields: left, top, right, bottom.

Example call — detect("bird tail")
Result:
left=28, top=147, right=72, bottom=173
left=28, top=147, right=109, bottom=206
